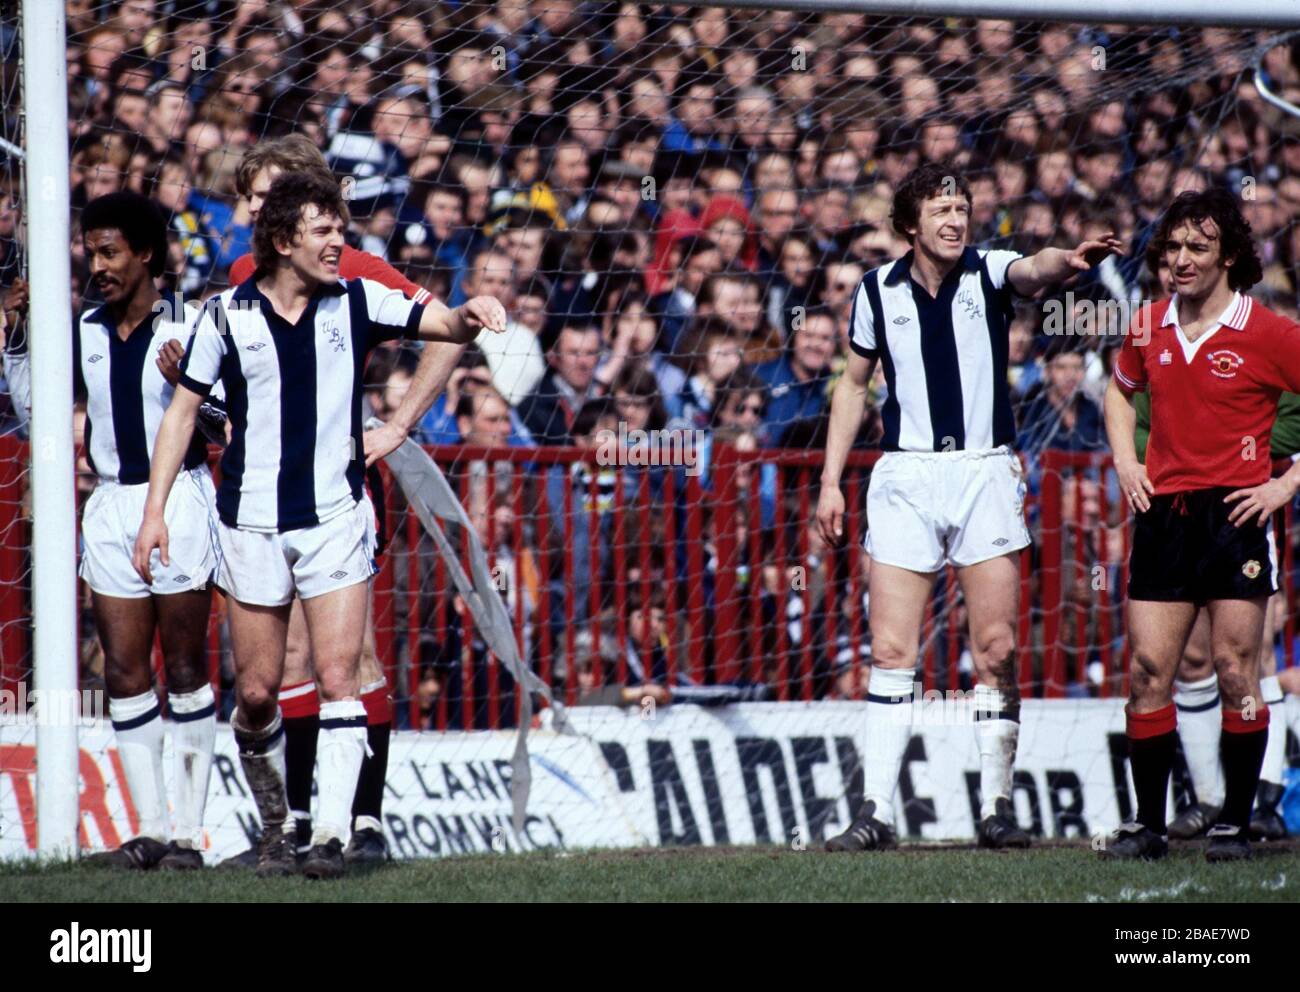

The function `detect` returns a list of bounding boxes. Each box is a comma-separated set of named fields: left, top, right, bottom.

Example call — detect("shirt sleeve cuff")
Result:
left=849, top=339, right=878, bottom=360
left=179, top=373, right=214, bottom=397
left=404, top=302, right=427, bottom=340
left=1113, top=368, right=1144, bottom=393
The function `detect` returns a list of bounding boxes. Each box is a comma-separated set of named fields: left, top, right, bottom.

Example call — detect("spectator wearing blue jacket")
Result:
left=755, top=308, right=837, bottom=446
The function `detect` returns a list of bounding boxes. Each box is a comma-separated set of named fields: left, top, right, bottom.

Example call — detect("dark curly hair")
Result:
left=81, top=192, right=168, bottom=278
left=1145, top=187, right=1263, bottom=292
left=891, top=161, right=972, bottom=239
left=252, top=170, right=350, bottom=275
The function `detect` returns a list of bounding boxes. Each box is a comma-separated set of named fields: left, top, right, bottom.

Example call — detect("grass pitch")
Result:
left=2, top=841, right=1297, bottom=902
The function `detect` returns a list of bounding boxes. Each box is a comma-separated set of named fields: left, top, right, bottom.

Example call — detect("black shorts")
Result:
left=1128, top=486, right=1278, bottom=603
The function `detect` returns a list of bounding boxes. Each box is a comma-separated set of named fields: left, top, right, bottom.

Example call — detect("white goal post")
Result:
left=22, top=0, right=77, bottom=858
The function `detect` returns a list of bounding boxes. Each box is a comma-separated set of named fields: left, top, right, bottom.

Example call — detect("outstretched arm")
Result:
left=412, top=294, right=507, bottom=344
left=363, top=296, right=508, bottom=464
left=1006, top=236, right=1124, bottom=298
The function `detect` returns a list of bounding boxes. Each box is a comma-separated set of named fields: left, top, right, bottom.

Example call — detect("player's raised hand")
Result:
left=1225, top=477, right=1296, bottom=527
left=156, top=338, right=185, bottom=386
left=815, top=485, right=846, bottom=546
left=132, top=511, right=169, bottom=586
left=1069, top=234, right=1124, bottom=270
left=1115, top=456, right=1154, bottom=514
left=460, top=296, right=508, bottom=335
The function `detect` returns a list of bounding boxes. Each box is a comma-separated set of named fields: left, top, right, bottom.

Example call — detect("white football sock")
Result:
left=861, top=666, right=915, bottom=826
left=109, top=689, right=168, bottom=842
left=314, top=699, right=368, bottom=845
left=974, top=684, right=1019, bottom=820
left=168, top=685, right=216, bottom=849
left=1174, top=675, right=1223, bottom=807
left=1260, top=675, right=1285, bottom=786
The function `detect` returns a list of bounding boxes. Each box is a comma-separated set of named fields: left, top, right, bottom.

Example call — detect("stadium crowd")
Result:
left=3, top=2, right=1300, bottom=726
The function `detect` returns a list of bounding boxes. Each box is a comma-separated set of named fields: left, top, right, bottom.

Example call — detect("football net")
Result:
left=3, top=1, right=1300, bottom=856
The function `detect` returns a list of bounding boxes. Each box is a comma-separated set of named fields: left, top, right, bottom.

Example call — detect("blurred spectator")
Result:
left=458, top=248, right=546, bottom=404
left=756, top=308, right=837, bottom=445
left=1016, top=336, right=1106, bottom=465
left=518, top=324, right=604, bottom=445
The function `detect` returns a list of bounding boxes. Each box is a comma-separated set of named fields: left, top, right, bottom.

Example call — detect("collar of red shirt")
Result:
left=1161, top=291, right=1251, bottom=332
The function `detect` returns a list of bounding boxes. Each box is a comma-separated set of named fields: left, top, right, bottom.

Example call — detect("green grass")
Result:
left=2, top=842, right=1297, bottom=902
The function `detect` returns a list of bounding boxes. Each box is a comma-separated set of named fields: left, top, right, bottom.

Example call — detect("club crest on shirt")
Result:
left=323, top=321, right=346, bottom=353
left=955, top=288, right=983, bottom=320
left=1159, top=349, right=1172, bottom=365
left=1207, top=349, right=1244, bottom=378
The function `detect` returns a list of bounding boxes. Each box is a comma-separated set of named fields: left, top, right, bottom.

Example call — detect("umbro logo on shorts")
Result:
left=173, top=575, right=190, bottom=583
left=892, top=316, right=910, bottom=325
left=246, top=341, right=267, bottom=352
left=993, top=538, right=1009, bottom=546
left=330, top=570, right=348, bottom=580
left=87, top=354, right=104, bottom=363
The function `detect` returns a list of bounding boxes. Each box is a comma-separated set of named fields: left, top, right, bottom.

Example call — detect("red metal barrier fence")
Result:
left=1, top=434, right=1295, bottom=728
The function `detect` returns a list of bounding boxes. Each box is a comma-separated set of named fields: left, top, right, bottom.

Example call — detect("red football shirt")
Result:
left=229, top=244, right=432, bottom=303
left=1114, top=293, right=1300, bottom=494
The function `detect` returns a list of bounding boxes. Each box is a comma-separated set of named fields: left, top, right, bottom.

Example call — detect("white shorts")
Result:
left=80, top=468, right=218, bottom=599
left=865, top=445, right=1030, bottom=573
left=215, top=496, right=377, bottom=607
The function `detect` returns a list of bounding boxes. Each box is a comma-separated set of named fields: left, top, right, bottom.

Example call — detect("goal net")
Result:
left=2, top=1, right=1300, bottom=858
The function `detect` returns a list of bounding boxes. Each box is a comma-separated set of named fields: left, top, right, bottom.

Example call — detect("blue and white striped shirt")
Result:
left=3, top=306, right=211, bottom=484
left=850, top=247, right=1023, bottom=453
left=178, top=277, right=425, bottom=533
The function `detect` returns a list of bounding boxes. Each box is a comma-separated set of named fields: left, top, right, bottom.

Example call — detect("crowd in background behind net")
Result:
left=3, top=2, right=1300, bottom=720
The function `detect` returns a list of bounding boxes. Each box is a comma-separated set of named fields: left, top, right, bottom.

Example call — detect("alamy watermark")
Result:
left=594, top=423, right=704, bottom=476
left=876, top=683, right=1016, bottom=727
left=1041, top=292, right=1146, bottom=343
left=151, top=292, right=262, bottom=336
left=0, top=684, right=106, bottom=728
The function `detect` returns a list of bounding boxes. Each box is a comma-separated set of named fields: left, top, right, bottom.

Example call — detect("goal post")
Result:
left=21, top=0, right=77, bottom=859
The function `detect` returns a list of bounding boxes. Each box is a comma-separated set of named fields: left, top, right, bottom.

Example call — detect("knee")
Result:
left=162, top=650, right=208, bottom=695
left=1178, top=649, right=1214, bottom=681
left=1213, top=659, right=1255, bottom=711
left=103, top=652, right=151, bottom=697
left=1129, top=650, right=1172, bottom=704
left=313, top=657, right=360, bottom=703
left=869, top=635, right=917, bottom=670
left=237, top=680, right=278, bottom=718
left=971, top=622, right=1015, bottom=670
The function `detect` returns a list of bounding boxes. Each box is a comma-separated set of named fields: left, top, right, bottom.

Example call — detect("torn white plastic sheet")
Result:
left=370, top=419, right=571, bottom=835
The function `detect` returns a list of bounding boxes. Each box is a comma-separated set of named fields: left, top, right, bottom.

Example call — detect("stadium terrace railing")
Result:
left=1, top=435, right=1296, bottom=729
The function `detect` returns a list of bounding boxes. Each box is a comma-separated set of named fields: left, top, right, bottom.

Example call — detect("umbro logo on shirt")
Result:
left=246, top=341, right=267, bottom=352
left=87, top=354, right=104, bottom=363
left=892, top=316, right=910, bottom=325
